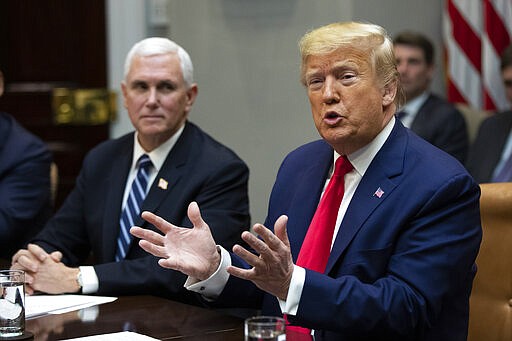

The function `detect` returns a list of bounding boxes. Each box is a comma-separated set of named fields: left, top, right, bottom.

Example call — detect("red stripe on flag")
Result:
left=447, top=0, right=482, bottom=72
left=484, top=0, right=511, bottom=55
left=447, top=77, right=468, bottom=105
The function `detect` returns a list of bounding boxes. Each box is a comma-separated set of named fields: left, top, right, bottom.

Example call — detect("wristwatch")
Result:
left=76, top=269, right=83, bottom=289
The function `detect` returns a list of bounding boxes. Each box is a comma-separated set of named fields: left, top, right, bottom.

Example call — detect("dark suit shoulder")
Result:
left=182, top=121, right=246, bottom=164
left=0, top=112, right=52, bottom=164
left=478, top=110, right=512, bottom=129
left=466, top=111, right=512, bottom=183
left=416, top=94, right=466, bottom=126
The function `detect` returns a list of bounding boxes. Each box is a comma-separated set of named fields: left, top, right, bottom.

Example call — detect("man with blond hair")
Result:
left=132, top=22, right=481, bottom=340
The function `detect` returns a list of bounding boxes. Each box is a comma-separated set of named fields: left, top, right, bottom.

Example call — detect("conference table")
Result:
left=24, top=295, right=245, bottom=340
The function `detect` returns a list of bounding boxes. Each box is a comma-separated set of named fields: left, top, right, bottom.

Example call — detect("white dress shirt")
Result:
left=398, top=92, right=429, bottom=128
left=185, top=117, right=396, bottom=316
left=79, top=125, right=185, bottom=294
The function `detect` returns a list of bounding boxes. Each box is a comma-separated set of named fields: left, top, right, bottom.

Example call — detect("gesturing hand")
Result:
left=130, top=201, right=221, bottom=281
left=227, top=215, right=294, bottom=300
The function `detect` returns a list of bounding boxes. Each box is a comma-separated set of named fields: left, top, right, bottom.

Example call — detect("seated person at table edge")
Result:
left=394, top=31, right=469, bottom=164
left=0, top=68, right=53, bottom=260
left=11, top=37, right=250, bottom=304
left=131, top=22, right=482, bottom=340
left=466, top=43, right=512, bottom=183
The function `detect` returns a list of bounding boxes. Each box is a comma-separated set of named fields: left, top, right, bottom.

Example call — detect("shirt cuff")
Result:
left=184, top=246, right=231, bottom=300
left=278, top=264, right=305, bottom=315
left=79, top=266, right=99, bottom=294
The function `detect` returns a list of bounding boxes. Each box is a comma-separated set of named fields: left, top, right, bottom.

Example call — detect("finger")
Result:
left=25, top=285, right=35, bottom=296
left=10, top=262, right=33, bottom=278
left=130, top=226, right=165, bottom=246
left=241, top=230, right=271, bottom=257
left=138, top=240, right=169, bottom=258
left=140, top=211, right=174, bottom=234
left=27, top=243, right=50, bottom=262
left=11, top=249, right=24, bottom=264
left=14, top=254, right=39, bottom=272
left=23, top=272, right=35, bottom=285
left=252, top=223, right=283, bottom=251
left=274, top=215, right=290, bottom=247
left=50, top=251, right=63, bottom=262
left=158, top=258, right=179, bottom=270
left=232, top=243, right=262, bottom=268
left=226, top=265, right=253, bottom=281
left=187, top=201, right=207, bottom=229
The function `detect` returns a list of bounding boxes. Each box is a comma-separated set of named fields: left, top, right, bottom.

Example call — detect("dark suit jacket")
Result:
left=32, top=121, right=250, bottom=302
left=215, top=121, right=481, bottom=340
left=0, top=112, right=52, bottom=259
left=410, top=94, right=469, bottom=163
left=465, top=110, right=512, bottom=183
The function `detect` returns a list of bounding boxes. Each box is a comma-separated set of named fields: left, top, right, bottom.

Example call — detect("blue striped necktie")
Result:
left=116, top=154, right=153, bottom=261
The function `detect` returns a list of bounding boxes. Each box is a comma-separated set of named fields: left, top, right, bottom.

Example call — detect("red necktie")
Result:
left=286, top=155, right=353, bottom=339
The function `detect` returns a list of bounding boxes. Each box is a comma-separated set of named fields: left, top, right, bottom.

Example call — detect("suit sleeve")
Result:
left=93, top=155, right=250, bottom=301
left=0, top=137, right=52, bottom=257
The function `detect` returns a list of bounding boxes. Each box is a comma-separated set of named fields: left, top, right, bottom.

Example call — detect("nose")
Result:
left=146, top=87, right=159, bottom=108
left=322, top=76, right=340, bottom=104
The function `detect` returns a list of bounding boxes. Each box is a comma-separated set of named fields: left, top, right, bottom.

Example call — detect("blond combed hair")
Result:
left=299, top=21, right=405, bottom=107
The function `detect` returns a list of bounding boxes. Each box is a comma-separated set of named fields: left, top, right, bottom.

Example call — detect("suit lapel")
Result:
left=325, top=121, right=407, bottom=273
left=102, top=135, right=134, bottom=259
left=138, top=122, right=194, bottom=225
left=288, top=145, right=333, bottom=261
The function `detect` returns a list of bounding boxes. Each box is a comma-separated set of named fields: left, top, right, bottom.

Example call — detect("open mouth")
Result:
left=325, top=112, right=341, bottom=119
left=323, top=111, right=343, bottom=125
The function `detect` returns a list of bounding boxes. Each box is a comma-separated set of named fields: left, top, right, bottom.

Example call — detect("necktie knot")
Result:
left=333, top=155, right=353, bottom=178
left=138, top=154, right=153, bottom=172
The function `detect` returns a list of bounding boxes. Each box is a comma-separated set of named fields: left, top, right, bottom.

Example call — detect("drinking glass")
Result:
left=244, top=316, right=286, bottom=341
left=0, top=270, right=25, bottom=338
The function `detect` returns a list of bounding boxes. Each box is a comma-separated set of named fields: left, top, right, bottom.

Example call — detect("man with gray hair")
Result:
left=132, top=23, right=481, bottom=340
left=11, top=37, right=250, bottom=303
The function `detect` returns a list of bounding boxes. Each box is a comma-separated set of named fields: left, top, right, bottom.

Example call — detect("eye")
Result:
left=131, top=81, right=148, bottom=91
left=158, top=81, right=176, bottom=93
left=307, top=78, right=324, bottom=90
left=338, top=71, right=357, bottom=84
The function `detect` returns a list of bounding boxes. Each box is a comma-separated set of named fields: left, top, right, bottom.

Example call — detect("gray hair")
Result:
left=124, top=37, right=194, bottom=87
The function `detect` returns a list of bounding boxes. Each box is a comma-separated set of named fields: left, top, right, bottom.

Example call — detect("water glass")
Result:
left=0, top=270, right=25, bottom=337
left=244, top=315, right=286, bottom=341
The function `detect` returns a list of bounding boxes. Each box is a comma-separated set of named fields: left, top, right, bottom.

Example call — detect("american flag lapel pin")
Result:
left=158, top=178, right=168, bottom=190
left=374, top=187, right=384, bottom=198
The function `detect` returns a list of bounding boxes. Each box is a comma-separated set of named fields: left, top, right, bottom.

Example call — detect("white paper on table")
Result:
left=25, top=294, right=117, bottom=319
left=59, top=331, right=160, bottom=340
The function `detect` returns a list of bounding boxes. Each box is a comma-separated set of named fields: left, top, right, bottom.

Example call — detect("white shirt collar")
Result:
left=132, top=124, right=185, bottom=172
left=334, top=116, right=396, bottom=177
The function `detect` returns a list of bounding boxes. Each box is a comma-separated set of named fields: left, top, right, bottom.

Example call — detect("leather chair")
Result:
left=468, top=182, right=512, bottom=341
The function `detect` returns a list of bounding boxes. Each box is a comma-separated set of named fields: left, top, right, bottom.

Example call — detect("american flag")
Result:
left=443, top=0, right=512, bottom=111
left=374, top=187, right=384, bottom=198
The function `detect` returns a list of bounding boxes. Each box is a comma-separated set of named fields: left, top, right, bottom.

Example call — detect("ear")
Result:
left=120, top=81, right=128, bottom=109
left=382, top=81, right=397, bottom=106
left=184, top=84, right=198, bottom=113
